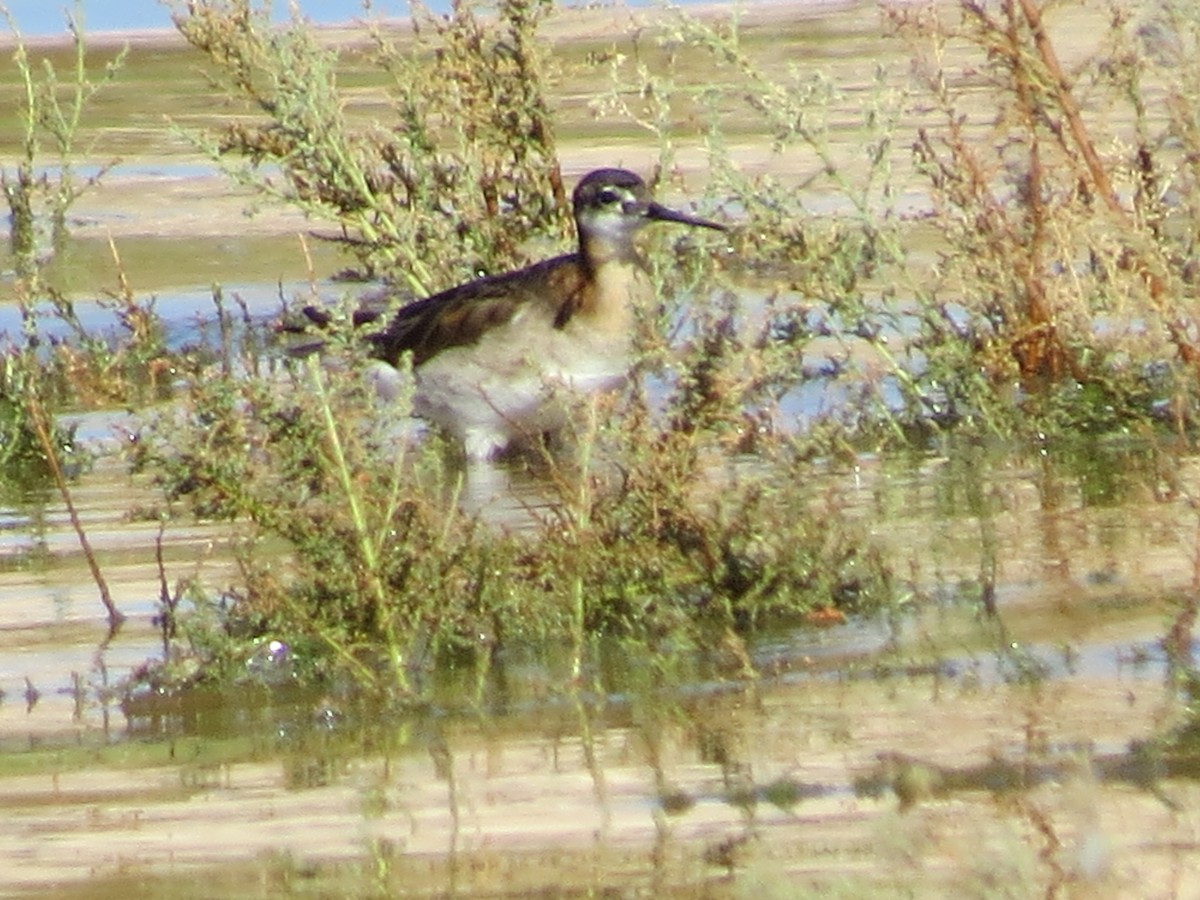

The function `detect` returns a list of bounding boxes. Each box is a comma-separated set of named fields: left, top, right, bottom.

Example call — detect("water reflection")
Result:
left=0, top=364, right=1194, bottom=740
left=2, top=425, right=1197, bottom=895
left=2, top=288, right=1200, bottom=894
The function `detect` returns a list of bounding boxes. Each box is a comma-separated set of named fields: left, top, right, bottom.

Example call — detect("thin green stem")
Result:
left=307, top=355, right=411, bottom=694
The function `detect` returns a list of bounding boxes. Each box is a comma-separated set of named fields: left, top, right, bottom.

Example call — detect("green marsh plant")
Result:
left=127, top=0, right=894, bottom=703
left=2, top=5, right=165, bottom=411
left=138, top=311, right=891, bottom=700
left=892, top=0, right=1200, bottom=437
left=1, top=2, right=125, bottom=285
left=168, top=0, right=567, bottom=291
left=597, top=6, right=923, bottom=451
left=0, top=4, right=133, bottom=631
left=607, top=0, right=1200, bottom=445
left=20, top=0, right=1197, bottom=703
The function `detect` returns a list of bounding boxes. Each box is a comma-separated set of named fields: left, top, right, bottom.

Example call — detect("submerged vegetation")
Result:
left=1, top=0, right=1199, bottom=720
left=7, top=2, right=1200, bottom=894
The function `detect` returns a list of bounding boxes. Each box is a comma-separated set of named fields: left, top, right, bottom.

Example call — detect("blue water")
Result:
left=3, top=1, right=718, bottom=38
left=4, top=1, right=436, bottom=36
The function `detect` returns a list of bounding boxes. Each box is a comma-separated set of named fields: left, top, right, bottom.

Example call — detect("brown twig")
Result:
left=1004, top=0, right=1067, bottom=380
left=1015, top=0, right=1119, bottom=214
left=26, top=391, right=124, bottom=635
left=1015, top=0, right=1199, bottom=367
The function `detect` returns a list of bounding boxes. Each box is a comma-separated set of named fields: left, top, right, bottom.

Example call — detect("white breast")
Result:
left=404, top=260, right=651, bottom=461
left=412, top=316, right=633, bottom=460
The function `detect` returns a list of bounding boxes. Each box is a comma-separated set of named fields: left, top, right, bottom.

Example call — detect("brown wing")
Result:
left=367, top=253, right=589, bottom=367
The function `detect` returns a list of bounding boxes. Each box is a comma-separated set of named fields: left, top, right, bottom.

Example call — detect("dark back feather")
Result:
left=367, top=253, right=590, bottom=367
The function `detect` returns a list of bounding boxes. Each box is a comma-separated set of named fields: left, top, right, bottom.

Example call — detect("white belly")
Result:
left=412, top=318, right=631, bottom=460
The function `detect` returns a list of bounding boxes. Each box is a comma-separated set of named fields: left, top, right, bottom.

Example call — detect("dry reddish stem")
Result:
left=1015, top=0, right=1199, bottom=368
left=1004, top=0, right=1069, bottom=380
left=1016, top=0, right=1118, bottom=212
left=26, top=390, right=124, bottom=634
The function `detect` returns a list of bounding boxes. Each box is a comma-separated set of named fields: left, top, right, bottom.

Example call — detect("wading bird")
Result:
left=330, top=168, right=726, bottom=461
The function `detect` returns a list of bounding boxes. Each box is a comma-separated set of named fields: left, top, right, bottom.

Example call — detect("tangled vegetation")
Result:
left=168, top=0, right=569, bottom=289
left=3, top=0, right=1200, bottom=705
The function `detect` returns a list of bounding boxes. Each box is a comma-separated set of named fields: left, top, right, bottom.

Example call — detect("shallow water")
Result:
left=2, top=390, right=1198, bottom=895
left=3, top=3, right=1200, bottom=896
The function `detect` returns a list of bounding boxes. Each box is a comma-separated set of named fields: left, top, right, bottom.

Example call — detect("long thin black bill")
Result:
left=646, top=201, right=726, bottom=231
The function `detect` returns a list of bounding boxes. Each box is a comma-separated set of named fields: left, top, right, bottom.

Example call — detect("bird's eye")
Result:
left=598, top=188, right=621, bottom=205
